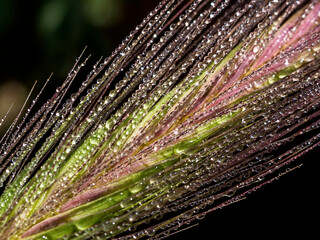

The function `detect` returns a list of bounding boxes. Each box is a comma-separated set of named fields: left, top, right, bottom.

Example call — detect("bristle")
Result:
left=0, top=0, right=319, bottom=239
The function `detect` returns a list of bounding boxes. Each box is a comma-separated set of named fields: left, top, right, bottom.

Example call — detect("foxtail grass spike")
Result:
left=0, top=0, right=320, bottom=239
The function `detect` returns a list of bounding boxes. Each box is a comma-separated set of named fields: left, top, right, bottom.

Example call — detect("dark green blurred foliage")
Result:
left=0, top=0, right=158, bottom=83
left=0, top=0, right=158, bottom=132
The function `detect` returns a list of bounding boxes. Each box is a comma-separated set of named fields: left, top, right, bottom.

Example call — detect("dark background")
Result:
left=0, top=0, right=159, bottom=131
left=0, top=0, right=318, bottom=239
left=172, top=149, right=318, bottom=239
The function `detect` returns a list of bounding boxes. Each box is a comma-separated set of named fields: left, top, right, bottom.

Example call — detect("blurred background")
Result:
left=0, top=0, right=318, bottom=239
left=0, top=0, right=158, bottom=131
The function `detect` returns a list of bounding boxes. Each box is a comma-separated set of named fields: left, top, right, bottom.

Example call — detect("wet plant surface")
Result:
left=0, top=0, right=319, bottom=239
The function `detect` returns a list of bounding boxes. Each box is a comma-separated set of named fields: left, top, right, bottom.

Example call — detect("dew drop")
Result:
left=253, top=46, right=259, bottom=53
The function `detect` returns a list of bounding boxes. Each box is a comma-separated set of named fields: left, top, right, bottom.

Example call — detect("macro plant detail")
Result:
left=0, top=0, right=319, bottom=239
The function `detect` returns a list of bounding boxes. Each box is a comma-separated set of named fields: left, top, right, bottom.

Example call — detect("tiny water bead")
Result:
left=0, top=0, right=319, bottom=239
